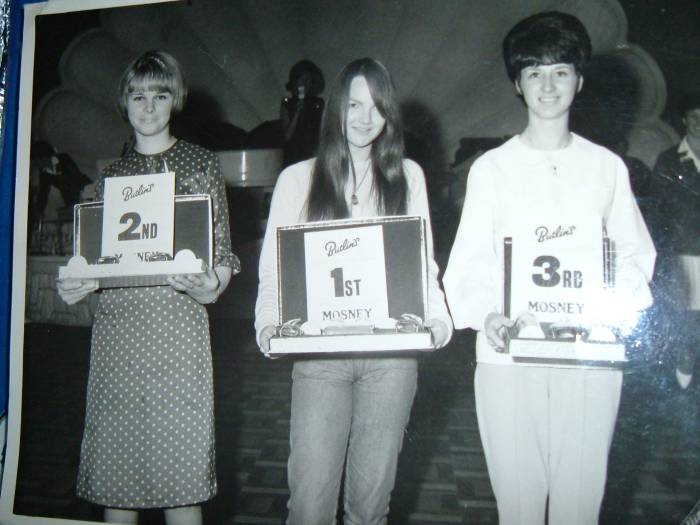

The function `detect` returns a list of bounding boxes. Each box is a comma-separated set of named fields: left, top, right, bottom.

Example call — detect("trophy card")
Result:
left=504, top=214, right=626, bottom=365
left=269, top=216, right=434, bottom=355
left=101, top=172, right=175, bottom=259
left=58, top=194, right=213, bottom=288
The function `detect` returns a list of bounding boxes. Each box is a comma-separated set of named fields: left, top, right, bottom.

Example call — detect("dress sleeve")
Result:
left=206, top=154, right=240, bottom=273
left=94, top=169, right=108, bottom=201
left=443, top=156, right=500, bottom=331
left=404, top=160, right=453, bottom=337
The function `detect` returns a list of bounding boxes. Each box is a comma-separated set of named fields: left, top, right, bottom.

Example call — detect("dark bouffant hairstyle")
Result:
left=502, top=11, right=592, bottom=83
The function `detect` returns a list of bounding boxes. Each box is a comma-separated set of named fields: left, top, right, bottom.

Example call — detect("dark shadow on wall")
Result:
left=171, top=90, right=273, bottom=248
left=172, top=90, right=248, bottom=152
left=570, top=51, right=657, bottom=237
left=402, top=99, right=448, bottom=177
left=401, top=100, right=454, bottom=255
left=570, top=52, right=642, bottom=152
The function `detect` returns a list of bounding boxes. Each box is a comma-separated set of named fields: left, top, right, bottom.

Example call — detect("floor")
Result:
left=10, top=319, right=700, bottom=524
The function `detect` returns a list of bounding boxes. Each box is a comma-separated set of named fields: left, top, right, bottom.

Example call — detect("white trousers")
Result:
left=474, top=363, right=622, bottom=525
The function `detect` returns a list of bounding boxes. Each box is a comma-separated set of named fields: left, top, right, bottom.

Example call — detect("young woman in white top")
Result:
left=255, top=57, right=452, bottom=524
left=444, top=12, right=655, bottom=525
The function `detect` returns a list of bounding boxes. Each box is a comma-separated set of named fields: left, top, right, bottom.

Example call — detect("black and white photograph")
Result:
left=2, top=0, right=700, bottom=524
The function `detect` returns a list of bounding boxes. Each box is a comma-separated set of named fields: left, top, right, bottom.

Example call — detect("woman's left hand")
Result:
left=167, top=266, right=220, bottom=304
left=428, top=319, right=450, bottom=349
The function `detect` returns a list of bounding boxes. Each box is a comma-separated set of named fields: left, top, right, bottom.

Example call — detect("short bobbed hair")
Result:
left=117, top=51, right=187, bottom=119
left=503, top=11, right=592, bottom=83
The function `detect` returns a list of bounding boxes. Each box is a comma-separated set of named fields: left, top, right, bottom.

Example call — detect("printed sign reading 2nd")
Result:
left=101, top=172, right=176, bottom=259
left=118, top=212, right=159, bottom=241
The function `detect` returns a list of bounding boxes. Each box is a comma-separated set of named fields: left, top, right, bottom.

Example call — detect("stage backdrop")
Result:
left=30, top=0, right=673, bottom=183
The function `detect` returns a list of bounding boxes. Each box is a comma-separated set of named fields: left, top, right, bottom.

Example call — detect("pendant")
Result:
left=351, top=194, right=359, bottom=205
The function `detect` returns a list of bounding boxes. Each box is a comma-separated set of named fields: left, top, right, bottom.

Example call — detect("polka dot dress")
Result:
left=76, top=140, right=240, bottom=508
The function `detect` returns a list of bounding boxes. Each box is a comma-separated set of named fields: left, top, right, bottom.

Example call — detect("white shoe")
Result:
left=676, top=368, right=693, bottom=390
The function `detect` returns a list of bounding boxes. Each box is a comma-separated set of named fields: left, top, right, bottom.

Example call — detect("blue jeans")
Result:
left=287, top=357, right=418, bottom=525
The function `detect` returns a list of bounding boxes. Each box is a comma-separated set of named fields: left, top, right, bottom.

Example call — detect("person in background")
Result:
left=443, top=12, right=655, bottom=525
left=280, top=59, right=325, bottom=167
left=57, top=50, right=239, bottom=525
left=650, top=92, right=700, bottom=389
left=256, top=57, right=452, bottom=524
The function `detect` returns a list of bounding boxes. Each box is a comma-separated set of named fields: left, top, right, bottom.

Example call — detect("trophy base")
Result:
left=506, top=335, right=626, bottom=366
left=57, top=250, right=206, bottom=288
left=269, top=329, right=433, bottom=355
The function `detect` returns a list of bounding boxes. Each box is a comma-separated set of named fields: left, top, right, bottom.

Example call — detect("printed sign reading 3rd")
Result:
left=509, top=214, right=604, bottom=325
left=531, top=255, right=583, bottom=288
left=101, top=172, right=176, bottom=258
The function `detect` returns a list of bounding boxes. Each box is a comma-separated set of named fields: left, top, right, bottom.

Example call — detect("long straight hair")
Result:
left=305, top=58, right=407, bottom=221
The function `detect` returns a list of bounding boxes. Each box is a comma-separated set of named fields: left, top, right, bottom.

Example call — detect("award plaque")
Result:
left=269, top=216, right=434, bottom=355
left=504, top=215, right=626, bottom=365
left=58, top=193, right=213, bottom=288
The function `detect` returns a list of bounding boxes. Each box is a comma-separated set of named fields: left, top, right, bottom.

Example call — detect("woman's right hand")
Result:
left=258, top=325, right=278, bottom=357
left=56, top=278, right=99, bottom=305
left=484, top=312, right=515, bottom=351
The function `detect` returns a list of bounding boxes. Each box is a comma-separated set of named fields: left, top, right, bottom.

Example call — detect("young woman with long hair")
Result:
left=255, top=57, right=452, bottom=524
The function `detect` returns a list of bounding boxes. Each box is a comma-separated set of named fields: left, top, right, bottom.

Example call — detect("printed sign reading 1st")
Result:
left=304, top=224, right=389, bottom=327
left=101, top=172, right=175, bottom=259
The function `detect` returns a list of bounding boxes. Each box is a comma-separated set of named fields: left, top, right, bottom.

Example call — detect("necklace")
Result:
left=351, top=161, right=372, bottom=206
